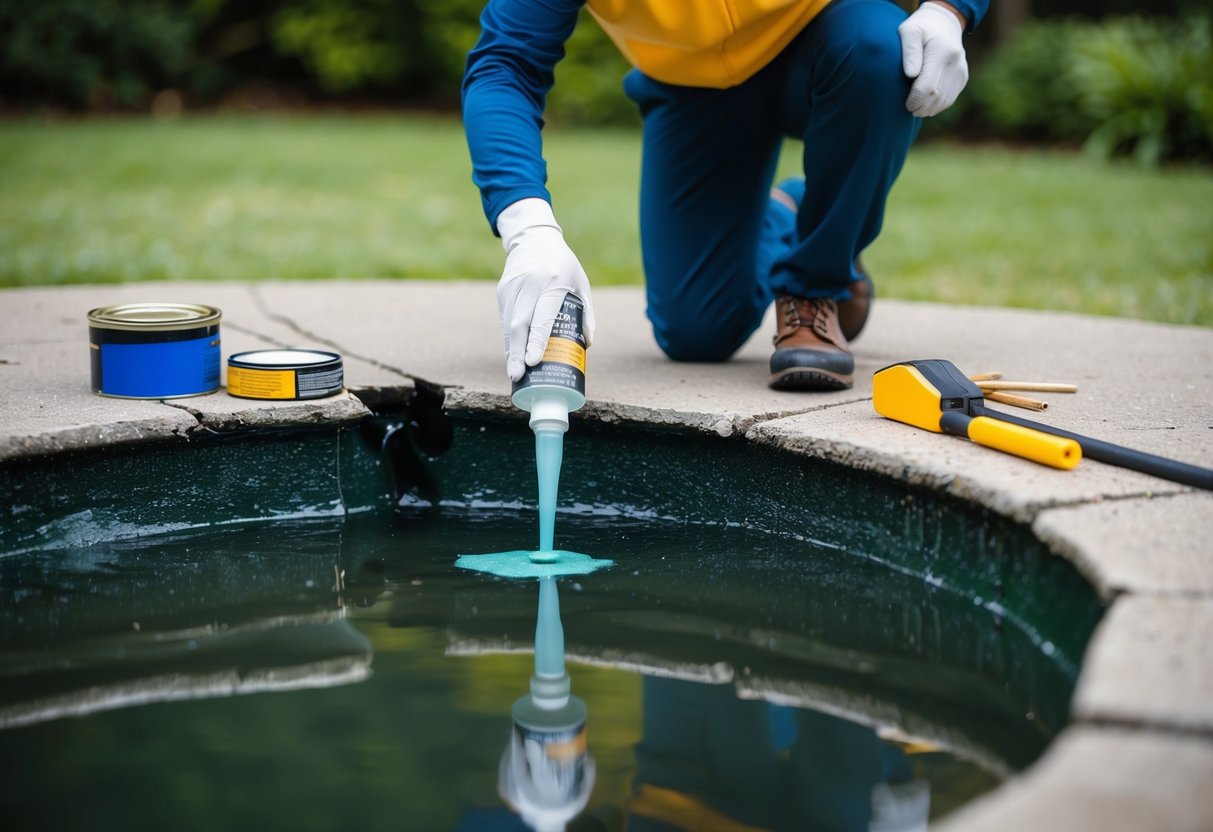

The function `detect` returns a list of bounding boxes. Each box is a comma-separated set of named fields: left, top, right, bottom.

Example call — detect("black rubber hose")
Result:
left=972, top=405, right=1213, bottom=491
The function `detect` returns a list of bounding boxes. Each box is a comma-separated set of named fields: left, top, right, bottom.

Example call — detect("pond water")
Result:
left=0, top=419, right=1103, bottom=830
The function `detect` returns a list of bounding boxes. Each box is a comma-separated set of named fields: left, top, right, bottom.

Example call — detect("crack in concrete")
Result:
left=738, top=394, right=874, bottom=434
left=247, top=284, right=442, bottom=389
left=222, top=319, right=292, bottom=348
left=159, top=401, right=214, bottom=440
left=750, top=395, right=872, bottom=419
left=1076, top=716, right=1213, bottom=742
left=1033, top=488, right=1202, bottom=526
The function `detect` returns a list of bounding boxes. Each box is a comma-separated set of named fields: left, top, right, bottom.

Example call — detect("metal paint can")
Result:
left=226, top=349, right=344, bottom=400
left=88, top=303, right=222, bottom=399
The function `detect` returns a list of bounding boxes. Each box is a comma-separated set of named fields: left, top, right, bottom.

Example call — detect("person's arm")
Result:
left=462, top=0, right=596, bottom=382
left=463, top=0, right=581, bottom=231
left=898, top=0, right=990, bottom=118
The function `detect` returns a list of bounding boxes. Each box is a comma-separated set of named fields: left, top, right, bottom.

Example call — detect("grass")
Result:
left=1, top=113, right=1210, bottom=326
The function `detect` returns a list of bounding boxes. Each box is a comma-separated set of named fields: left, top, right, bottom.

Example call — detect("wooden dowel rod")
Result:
left=984, top=390, right=1049, bottom=411
left=978, top=381, right=1078, bottom=393
left=967, top=371, right=1003, bottom=382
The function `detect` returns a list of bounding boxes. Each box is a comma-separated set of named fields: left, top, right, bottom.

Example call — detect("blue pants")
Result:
left=623, top=0, right=921, bottom=362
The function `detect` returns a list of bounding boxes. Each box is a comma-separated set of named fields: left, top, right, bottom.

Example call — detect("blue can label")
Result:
left=92, top=332, right=221, bottom=398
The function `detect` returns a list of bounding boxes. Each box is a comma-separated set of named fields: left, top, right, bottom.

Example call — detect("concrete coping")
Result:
left=2, top=280, right=1211, bottom=830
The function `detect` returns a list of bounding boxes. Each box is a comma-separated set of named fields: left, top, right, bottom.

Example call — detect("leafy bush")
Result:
left=961, top=15, right=1213, bottom=164
left=546, top=9, right=637, bottom=127
left=0, top=0, right=194, bottom=107
left=269, top=0, right=410, bottom=94
left=966, top=21, right=1094, bottom=142
left=1069, top=16, right=1213, bottom=164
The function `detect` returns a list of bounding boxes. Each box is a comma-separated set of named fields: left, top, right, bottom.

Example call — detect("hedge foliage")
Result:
left=963, top=15, right=1213, bottom=164
left=0, top=0, right=194, bottom=108
left=0, top=2, right=1209, bottom=162
left=0, top=0, right=628, bottom=120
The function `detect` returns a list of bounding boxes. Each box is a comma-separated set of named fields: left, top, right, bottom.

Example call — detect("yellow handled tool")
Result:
left=944, top=413, right=1079, bottom=469
left=873, top=360, right=1080, bottom=470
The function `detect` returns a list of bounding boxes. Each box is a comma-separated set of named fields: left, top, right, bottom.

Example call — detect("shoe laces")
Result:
left=778, top=295, right=837, bottom=340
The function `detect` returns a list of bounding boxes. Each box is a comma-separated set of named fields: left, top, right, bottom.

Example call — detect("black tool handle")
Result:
left=973, top=405, right=1213, bottom=491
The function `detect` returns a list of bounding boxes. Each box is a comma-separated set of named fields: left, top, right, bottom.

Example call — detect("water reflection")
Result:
left=466, top=576, right=931, bottom=832
left=626, top=678, right=929, bottom=831
left=0, top=520, right=372, bottom=730
left=500, top=577, right=595, bottom=831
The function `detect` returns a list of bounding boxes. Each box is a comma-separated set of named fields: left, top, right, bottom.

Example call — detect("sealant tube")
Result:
left=511, top=292, right=588, bottom=432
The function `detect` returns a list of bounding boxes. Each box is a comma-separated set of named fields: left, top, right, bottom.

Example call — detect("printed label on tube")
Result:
left=513, top=293, right=586, bottom=399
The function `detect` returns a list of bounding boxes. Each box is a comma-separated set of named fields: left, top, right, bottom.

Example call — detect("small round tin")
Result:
left=226, top=349, right=344, bottom=400
left=88, top=303, right=222, bottom=399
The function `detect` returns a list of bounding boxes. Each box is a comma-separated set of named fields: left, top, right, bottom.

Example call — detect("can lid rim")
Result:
left=87, top=303, right=221, bottom=330
left=227, top=349, right=343, bottom=369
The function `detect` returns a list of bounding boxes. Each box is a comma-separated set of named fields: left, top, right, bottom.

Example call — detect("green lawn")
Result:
left=1, top=114, right=1210, bottom=326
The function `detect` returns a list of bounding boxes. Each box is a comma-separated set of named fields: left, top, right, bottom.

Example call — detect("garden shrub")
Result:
left=966, top=21, right=1094, bottom=142
left=546, top=9, right=637, bottom=127
left=963, top=15, right=1213, bottom=163
left=1069, top=15, right=1213, bottom=164
left=0, top=0, right=194, bottom=107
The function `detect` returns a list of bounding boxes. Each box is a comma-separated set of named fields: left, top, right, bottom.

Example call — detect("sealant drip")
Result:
left=535, top=576, right=564, bottom=678
left=535, top=429, right=564, bottom=559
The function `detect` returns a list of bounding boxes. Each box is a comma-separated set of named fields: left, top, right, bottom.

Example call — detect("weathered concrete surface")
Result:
left=2, top=279, right=1212, bottom=830
left=1034, top=495, right=1213, bottom=599
left=936, top=726, right=1213, bottom=832
left=1074, top=596, right=1213, bottom=733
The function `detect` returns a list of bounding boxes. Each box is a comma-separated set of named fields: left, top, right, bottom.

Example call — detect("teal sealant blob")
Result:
left=454, top=550, right=613, bottom=579
left=511, top=292, right=587, bottom=563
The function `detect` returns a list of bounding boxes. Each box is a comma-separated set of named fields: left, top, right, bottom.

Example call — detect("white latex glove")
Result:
left=496, top=198, right=596, bottom=382
left=899, top=2, right=969, bottom=117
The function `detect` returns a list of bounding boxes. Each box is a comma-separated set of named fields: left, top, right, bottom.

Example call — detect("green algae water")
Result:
left=0, top=419, right=1105, bottom=830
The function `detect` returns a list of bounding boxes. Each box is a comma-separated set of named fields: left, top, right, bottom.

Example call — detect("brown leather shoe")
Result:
left=769, top=295, right=854, bottom=391
left=839, top=266, right=873, bottom=342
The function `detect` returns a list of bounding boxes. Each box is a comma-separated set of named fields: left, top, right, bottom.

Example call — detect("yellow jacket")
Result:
left=586, top=0, right=832, bottom=88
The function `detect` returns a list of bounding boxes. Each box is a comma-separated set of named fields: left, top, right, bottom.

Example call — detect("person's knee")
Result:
left=652, top=318, right=750, bottom=363
left=845, top=27, right=908, bottom=97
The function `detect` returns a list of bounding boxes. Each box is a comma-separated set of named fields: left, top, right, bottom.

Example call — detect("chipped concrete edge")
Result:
left=0, top=416, right=197, bottom=463
left=0, top=392, right=374, bottom=464
left=738, top=426, right=1072, bottom=524
left=443, top=386, right=873, bottom=439
left=934, top=724, right=1213, bottom=832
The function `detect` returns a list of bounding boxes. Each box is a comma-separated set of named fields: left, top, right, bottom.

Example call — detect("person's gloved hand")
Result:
left=899, top=1, right=968, bottom=117
left=496, top=198, right=596, bottom=382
